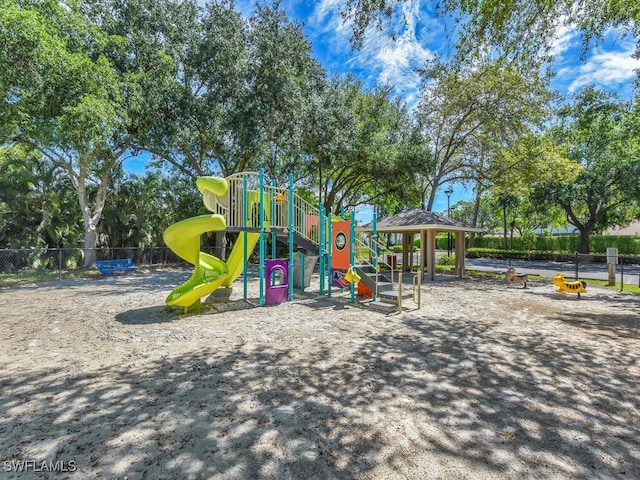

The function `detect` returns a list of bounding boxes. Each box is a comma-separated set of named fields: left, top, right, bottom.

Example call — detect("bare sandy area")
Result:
left=1, top=268, right=639, bottom=479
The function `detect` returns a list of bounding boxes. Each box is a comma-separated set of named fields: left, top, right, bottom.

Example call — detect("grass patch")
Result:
left=583, top=278, right=640, bottom=294
left=464, top=269, right=640, bottom=294
left=0, top=269, right=101, bottom=287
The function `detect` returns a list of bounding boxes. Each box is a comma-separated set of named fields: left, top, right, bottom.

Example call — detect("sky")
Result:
left=124, top=0, right=640, bottom=221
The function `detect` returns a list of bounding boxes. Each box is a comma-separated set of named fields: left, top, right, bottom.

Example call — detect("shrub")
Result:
left=471, top=234, right=640, bottom=254
left=437, top=255, right=456, bottom=265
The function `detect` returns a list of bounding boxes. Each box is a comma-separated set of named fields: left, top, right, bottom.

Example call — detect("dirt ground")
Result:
left=1, top=268, right=639, bottom=479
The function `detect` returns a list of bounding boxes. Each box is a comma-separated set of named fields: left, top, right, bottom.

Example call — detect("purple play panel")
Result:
left=265, top=259, right=289, bottom=305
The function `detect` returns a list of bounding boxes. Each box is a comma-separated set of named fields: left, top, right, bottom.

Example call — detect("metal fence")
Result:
left=467, top=252, right=640, bottom=292
left=2, top=247, right=639, bottom=292
left=0, top=247, right=188, bottom=280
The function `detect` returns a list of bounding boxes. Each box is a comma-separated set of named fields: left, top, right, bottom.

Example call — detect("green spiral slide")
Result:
left=163, top=176, right=259, bottom=309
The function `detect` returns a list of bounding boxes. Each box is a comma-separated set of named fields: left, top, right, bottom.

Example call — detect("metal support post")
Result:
left=288, top=174, right=294, bottom=300
left=327, top=216, right=332, bottom=298
left=319, top=205, right=325, bottom=295
left=259, top=170, right=265, bottom=306
left=243, top=175, right=248, bottom=300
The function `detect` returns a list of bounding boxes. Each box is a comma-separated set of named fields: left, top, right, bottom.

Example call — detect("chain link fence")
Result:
left=0, top=247, right=190, bottom=282
left=2, top=247, right=639, bottom=292
left=467, top=251, right=640, bottom=292
left=619, top=257, right=640, bottom=291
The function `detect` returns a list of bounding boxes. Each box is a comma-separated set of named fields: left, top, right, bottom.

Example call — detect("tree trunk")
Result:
left=579, top=229, right=590, bottom=254
left=509, top=220, right=515, bottom=250
left=77, top=179, right=106, bottom=268
left=215, top=231, right=227, bottom=260
left=425, top=189, right=436, bottom=212
left=83, top=224, right=97, bottom=268
left=78, top=177, right=100, bottom=268
left=502, top=206, right=508, bottom=250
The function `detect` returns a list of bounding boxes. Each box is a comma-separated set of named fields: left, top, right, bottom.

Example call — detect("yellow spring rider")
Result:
left=553, top=273, right=587, bottom=298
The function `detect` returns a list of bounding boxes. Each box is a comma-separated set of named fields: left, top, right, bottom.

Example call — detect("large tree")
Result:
left=344, top=0, right=640, bottom=70
left=0, top=0, right=138, bottom=266
left=0, top=0, right=181, bottom=266
left=532, top=86, right=640, bottom=253
left=411, top=57, right=552, bottom=211
left=137, top=0, right=324, bottom=181
left=302, top=76, right=415, bottom=214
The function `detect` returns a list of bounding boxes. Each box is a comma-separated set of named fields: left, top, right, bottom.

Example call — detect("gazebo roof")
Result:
left=357, top=208, right=482, bottom=233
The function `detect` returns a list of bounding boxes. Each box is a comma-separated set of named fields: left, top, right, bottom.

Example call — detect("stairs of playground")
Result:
left=271, top=228, right=320, bottom=255
left=354, top=265, right=412, bottom=313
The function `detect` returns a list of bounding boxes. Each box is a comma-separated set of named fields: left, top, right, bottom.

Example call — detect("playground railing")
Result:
left=200, top=172, right=320, bottom=247
left=221, top=172, right=260, bottom=228
left=292, top=195, right=320, bottom=246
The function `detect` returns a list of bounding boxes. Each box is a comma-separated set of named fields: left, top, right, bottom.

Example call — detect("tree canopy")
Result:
left=411, top=57, right=553, bottom=211
left=532, top=86, right=640, bottom=252
left=2, top=0, right=639, bottom=257
left=0, top=0, right=145, bottom=265
left=345, top=0, right=640, bottom=71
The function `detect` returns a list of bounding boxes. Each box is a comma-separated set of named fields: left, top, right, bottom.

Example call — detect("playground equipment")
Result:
left=553, top=273, right=587, bottom=298
left=163, top=170, right=424, bottom=313
left=352, top=213, right=422, bottom=313
left=505, top=266, right=528, bottom=288
left=265, top=259, right=289, bottom=305
left=163, top=171, right=359, bottom=311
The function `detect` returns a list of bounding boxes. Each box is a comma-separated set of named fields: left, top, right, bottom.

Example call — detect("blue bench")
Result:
left=96, top=258, right=139, bottom=275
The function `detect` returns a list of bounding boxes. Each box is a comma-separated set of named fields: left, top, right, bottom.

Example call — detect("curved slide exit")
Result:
left=163, top=176, right=260, bottom=309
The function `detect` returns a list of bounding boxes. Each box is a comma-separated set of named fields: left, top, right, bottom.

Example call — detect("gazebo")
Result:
left=358, top=209, right=483, bottom=282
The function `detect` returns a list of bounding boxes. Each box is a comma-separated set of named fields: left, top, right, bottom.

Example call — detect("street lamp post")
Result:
left=445, top=186, right=453, bottom=257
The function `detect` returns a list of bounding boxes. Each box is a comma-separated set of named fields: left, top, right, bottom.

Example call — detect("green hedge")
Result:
left=471, top=234, right=640, bottom=254
left=466, top=248, right=580, bottom=261
left=387, top=233, right=640, bottom=254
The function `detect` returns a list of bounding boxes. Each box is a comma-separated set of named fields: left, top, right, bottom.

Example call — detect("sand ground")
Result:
left=1, top=268, right=639, bottom=479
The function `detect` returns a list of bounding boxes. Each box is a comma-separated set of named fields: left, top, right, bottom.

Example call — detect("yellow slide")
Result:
left=162, top=214, right=225, bottom=308
left=222, top=232, right=260, bottom=287
left=163, top=176, right=260, bottom=309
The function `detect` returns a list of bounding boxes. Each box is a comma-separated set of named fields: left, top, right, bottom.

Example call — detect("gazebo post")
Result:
left=402, top=234, right=409, bottom=272
left=426, top=229, right=436, bottom=281
left=410, top=234, right=415, bottom=271
left=420, top=229, right=427, bottom=281
left=455, top=231, right=465, bottom=277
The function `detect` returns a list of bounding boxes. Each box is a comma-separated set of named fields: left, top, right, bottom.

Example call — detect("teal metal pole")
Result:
left=372, top=208, right=377, bottom=301
left=271, top=179, right=276, bottom=259
left=243, top=174, right=248, bottom=300
left=319, top=204, right=325, bottom=295
left=327, top=214, right=332, bottom=298
left=350, top=212, right=355, bottom=304
left=259, top=169, right=265, bottom=306
left=301, top=202, right=306, bottom=292
left=288, top=174, right=294, bottom=301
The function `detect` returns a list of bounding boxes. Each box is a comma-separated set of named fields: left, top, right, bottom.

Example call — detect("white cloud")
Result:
left=567, top=45, right=640, bottom=92
left=549, top=22, right=579, bottom=58
left=313, top=0, right=343, bottom=23
left=308, top=0, right=436, bottom=108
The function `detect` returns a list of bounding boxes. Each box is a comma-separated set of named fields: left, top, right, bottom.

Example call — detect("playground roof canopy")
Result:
left=357, top=208, right=483, bottom=233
